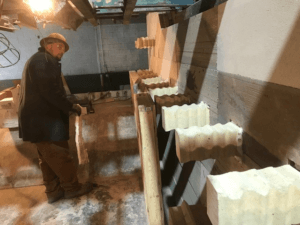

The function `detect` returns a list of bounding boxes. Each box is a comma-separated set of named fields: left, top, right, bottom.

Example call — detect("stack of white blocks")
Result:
left=148, top=86, right=178, bottom=101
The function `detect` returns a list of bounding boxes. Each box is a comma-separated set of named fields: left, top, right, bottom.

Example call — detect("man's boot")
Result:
left=47, top=187, right=64, bottom=203
left=64, top=182, right=93, bottom=199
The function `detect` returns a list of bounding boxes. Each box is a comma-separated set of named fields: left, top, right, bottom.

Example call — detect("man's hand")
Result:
left=72, top=104, right=82, bottom=116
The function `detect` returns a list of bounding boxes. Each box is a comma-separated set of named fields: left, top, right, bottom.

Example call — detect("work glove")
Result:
left=71, top=104, right=82, bottom=116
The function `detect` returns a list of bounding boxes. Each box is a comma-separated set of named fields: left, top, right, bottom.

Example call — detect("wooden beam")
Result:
left=17, top=13, right=37, bottom=30
left=0, top=0, right=4, bottom=17
left=137, top=94, right=164, bottom=225
left=159, top=0, right=227, bottom=28
left=70, top=0, right=98, bottom=26
left=169, top=201, right=197, bottom=225
left=53, top=1, right=84, bottom=31
left=123, top=0, right=137, bottom=25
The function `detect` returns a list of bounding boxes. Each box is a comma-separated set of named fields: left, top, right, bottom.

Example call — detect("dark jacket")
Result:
left=18, top=47, right=73, bottom=143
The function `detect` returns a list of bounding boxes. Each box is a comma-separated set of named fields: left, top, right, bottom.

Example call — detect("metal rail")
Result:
left=95, top=4, right=191, bottom=10
left=96, top=8, right=182, bottom=16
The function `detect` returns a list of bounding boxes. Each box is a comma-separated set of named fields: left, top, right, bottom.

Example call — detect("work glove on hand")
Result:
left=71, top=104, right=82, bottom=116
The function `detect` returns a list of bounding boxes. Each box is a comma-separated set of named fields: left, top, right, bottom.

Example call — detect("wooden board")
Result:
left=123, top=0, right=138, bottom=25
left=169, top=200, right=196, bottom=225
left=136, top=93, right=165, bottom=225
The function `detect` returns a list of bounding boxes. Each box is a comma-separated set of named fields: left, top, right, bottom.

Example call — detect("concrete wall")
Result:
left=218, top=0, right=300, bottom=88
left=0, top=16, right=149, bottom=81
left=217, top=0, right=300, bottom=168
left=0, top=22, right=100, bottom=80
left=97, top=16, right=148, bottom=73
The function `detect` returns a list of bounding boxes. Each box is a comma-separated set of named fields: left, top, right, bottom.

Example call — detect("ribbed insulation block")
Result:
left=175, top=122, right=243, bottom=163
left=142, top=77, right=163, bottom=85
left=162, top=102, right=210, bottom=132
left=148, top=86, right=178, bottom=101
left=136, top=70, right=157, bottom=79
left=154, top=94, right=190, bottom=114
left=207, top=165, right=300, bottom=225
left=140, top=74, right=158, bottom=79
left=135, top=37, right=155, bottom=49
left=138, top=82, right=170, bottom=93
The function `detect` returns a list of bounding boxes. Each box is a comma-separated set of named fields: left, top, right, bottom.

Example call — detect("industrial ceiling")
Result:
left=0, top=0, right=190, bottom=31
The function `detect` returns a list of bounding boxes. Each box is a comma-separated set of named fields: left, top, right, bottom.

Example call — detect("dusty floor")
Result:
left=0, top=100, right=149, bottom=225
left=0, top=175, right=148, bottom=225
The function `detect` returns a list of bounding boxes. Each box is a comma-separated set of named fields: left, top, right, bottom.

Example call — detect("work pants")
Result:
left=35, top=141, right=80, bottom=198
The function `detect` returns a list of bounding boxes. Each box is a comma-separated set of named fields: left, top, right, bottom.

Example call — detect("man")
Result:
left=18, top=33, right=93, bottom=203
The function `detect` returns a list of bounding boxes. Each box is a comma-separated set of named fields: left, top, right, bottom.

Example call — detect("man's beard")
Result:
left=55, top=55, right=63, bottom=61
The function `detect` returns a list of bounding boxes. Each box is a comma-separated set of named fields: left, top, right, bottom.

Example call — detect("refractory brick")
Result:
left=137, top=70, right=158, bottom=79
left=148, top=86, right=178, bottom=101
left=154, top=94, right=190, bottom=114
left=175, top=122, right=243, bottom=163
left=135, top=37, right=155, bottom=49
left=140, top=82, right=170, bottom=92
left=162, top=102, right=210, bottom=132
left=137, top=69, right=152, bottom=75
left=142, top=77, right=163, bottom=85
left=207, top=165, right=300, bottom=225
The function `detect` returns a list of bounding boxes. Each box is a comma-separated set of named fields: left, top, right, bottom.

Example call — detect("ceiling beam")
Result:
left=96, top=13, right=139, bottom=18
left=123, top=0, right=138, bottom=25
left=96, top=8, right=178, bottom=15
left=70, top=0, right=98, bottom=26
left=159, top=0, right=227, bottom=28
left=53, top=1, right=84, bottom=31
left=95, top=4, right=191, bottom=10
left=96, top=15, right=140, bottom=20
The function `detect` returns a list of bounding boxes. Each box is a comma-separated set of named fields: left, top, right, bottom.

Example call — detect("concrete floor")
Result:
left=0, top=99, right=149, bottom=225
left=0, top=176, right=147, bottom=225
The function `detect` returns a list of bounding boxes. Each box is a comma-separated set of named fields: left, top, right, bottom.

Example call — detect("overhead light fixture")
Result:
left=22, top=0, right=67, bottom=23
left=24, top=0, right=54, bottom=13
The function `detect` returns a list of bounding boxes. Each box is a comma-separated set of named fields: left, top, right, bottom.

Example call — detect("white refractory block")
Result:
left=175, top=122, right=243, bottom=163
left=207, top=165, right=300, bottom=225
left=162, top=102, right=210, bottom=132
left=149, top=86, right=178, bottom=101
left=142, top=77, right=163, bottom=85
left=155, top=94, right=190, bottom=114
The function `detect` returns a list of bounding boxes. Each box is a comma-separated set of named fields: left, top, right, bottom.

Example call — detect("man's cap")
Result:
left=40, top=33, right=69, bottom=52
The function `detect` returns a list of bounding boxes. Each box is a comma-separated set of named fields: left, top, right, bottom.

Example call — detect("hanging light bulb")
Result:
left=25, top=0, right=54, bottom=13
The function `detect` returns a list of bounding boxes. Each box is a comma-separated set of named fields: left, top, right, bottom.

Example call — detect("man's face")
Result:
left=45, top=42, right=66, bottom=60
